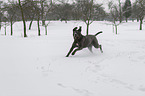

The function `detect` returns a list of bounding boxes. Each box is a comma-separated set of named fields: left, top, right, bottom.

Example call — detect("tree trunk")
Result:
left=29, top=14, right=35, bottom=30
left=5, top=27, right=6, bottom=35
left=37, top=16, right=41, bottom=36
left=0, top=15, right=1, bottom=31
left=112, top=25, right=114, bottom=33
left=86, top=20, right=90, bottom=35
left=137, top=18, right=139, bottom=22
left=115, top=25, right=118, bottom=34
left=0, top=2, right=1, bottom=31
left=139, top=19, right=143, bottom=30
left=119, top=0, right=122, bottom=23
left=4, top=23, right=6, bottom=35
left=41, top=0, right=45, bottom=26
left=86, top=23, right=89, bottom=35
left=29, top=20, right=33, bottom=30
left=126, top=18, right=128, bottom=22
left=42, top=20, right=45, bottom=26
left=45, top=25, right=47, bottom=35
left=18, top=0, right=27, bottom=37
left=119, top=17, right=122, bottom=23
left=0, top=22, right=1, bottom=31
left=10, top=18, right=13, bottom=36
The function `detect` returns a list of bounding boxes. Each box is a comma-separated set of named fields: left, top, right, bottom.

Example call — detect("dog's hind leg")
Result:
left=88, top=45, right=93, bottom=53
left=99, top=45, right=103, bottom=53
left=93, top=43, right=103, bottom=53
left=92, top=39, right=103, bottom=53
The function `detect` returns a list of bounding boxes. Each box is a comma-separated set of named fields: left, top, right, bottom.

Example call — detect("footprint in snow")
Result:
left=139, top=85, right=145, bottom=92
left=57, top=83, right=93, bottom=96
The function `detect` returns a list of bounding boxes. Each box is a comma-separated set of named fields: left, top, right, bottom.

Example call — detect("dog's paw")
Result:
left=66, top=55, right=69, bottom=57
left=72, top=52, right=75, bottom=55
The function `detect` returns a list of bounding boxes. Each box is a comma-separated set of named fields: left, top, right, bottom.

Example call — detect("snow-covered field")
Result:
left=0, top=21, right=145, bottom=96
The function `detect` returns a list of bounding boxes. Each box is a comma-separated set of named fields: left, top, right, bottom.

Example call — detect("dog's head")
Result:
left=73, top=26, right=82, bottom=40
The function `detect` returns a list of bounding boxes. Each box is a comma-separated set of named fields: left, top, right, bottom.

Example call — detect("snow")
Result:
left=0, top=20, right=145, bottom=96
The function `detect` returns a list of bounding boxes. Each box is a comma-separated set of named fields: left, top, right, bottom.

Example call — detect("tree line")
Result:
left=0, top=0, right=144, bottom=37
left=108, top=0, right=144, bottom=34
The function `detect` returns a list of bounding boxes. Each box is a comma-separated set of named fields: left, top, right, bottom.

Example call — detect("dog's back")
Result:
left=81, top=35, right=98, bottom=48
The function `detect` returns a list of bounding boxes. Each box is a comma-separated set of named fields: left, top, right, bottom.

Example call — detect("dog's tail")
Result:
left=95, top=31, right=103, bottom=36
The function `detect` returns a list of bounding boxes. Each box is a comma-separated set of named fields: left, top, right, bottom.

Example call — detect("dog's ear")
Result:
left=73, top=27, right=77, bottom=31
left=78, top=26, right=82, bottom=33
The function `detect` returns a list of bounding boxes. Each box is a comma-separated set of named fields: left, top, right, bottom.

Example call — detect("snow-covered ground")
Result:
left=0, top=21, right=145, bottom=96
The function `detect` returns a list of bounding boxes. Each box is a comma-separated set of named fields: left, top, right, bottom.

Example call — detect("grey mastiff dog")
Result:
left=66, top=27, right=103, bottom=57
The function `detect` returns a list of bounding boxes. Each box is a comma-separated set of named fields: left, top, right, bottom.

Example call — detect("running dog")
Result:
left=66, top=27, right=103, bottom=57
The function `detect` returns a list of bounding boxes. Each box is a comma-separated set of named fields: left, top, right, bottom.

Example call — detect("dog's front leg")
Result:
left=66, top=42, right=77, bottom=57
left=66, top=46, right=75, bottom=57
left=72, top=48, right=82, bottom=56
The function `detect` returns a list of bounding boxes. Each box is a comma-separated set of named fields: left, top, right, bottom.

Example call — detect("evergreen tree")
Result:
left=123, top=0, right=132, bottom=22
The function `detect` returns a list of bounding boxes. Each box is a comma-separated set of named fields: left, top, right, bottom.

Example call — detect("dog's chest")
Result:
left=76, top=43, right=79, bottom=46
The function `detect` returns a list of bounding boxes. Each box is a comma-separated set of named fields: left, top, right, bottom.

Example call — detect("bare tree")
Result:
left=108, top=1, right=121, bottom=34
left=132, top=2, right=139, bottom=21
left=34, top=0, right=53, bottom=36
left=3, top=1, right=20, bottom=36
left=22, top=0, right=36, bottom=30
left=40, top=0, right=49, bottom=26
left=71, top=3, right=82, bottom=20
left=55, top=0, right=72, bottom=23
left=18, top=0, right=27, bottom=37
left=35, top=2, right=41, bottom=36
left=3, top=18, right=9, bottom=35
left=78, top=0, right=94, bottom=35
left=0, top=1, right=3, bottom=31
left=0, top=4, right=9, bottom=36
left=26, top=0, right=42, bottom=36
left=118, top=0, right=123, bottom=23
left=76, top=0, right=103, bottom=35
left=136, top=0, right=145, bottom=30
left=43, top=1, right=54, bottom=35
